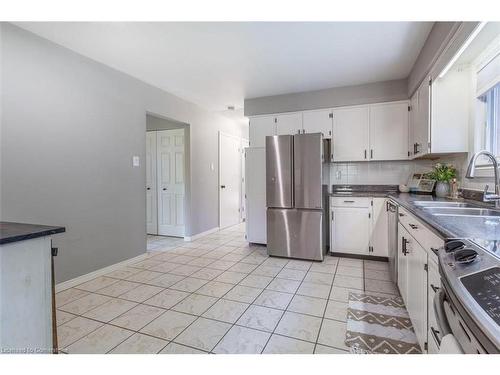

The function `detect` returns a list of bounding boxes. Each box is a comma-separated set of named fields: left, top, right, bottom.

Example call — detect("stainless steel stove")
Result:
left=437, top=238, right=500, bottom=353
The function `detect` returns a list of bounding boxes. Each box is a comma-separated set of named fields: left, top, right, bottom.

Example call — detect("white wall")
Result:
left=0, top=23, right=248, bottom=282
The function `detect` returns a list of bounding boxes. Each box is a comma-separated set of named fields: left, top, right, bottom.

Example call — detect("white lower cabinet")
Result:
left=397, top=223, right=410, bottom=302
left=330, top=197, right=388, bottom=257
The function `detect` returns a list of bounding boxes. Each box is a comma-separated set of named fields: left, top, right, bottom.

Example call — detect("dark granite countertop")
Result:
left=0, top=221, right=65, bottom=245
left=329, top=185, right=500, bottom=241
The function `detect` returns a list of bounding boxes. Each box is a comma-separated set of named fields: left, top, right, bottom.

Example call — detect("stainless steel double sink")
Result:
left=413, top=201, right=500, bottom=219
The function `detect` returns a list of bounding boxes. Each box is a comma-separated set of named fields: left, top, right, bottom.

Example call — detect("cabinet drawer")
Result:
left=330, top=197, right=371, bottom=208
left=398, top=207, right=443, bottom=259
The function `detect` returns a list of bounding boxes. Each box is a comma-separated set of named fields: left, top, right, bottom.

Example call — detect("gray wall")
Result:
left=244, top=79, right=408, bottom=116
left=0, top=23, right=247, bottom=282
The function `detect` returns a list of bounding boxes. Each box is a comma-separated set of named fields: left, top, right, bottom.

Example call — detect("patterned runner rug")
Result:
left=345, top=292, right=422, bottom=354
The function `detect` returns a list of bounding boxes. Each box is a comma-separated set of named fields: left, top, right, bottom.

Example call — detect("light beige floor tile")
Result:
left=110, top=333, right=168, bottom=354
left=309, top=263, right=337, bottom=274
left=284, top=259, right=312, bottom=271
left=148, top=273, right=184, bottom=288
left=364, top=260, right=390, bottom=271
left=364, top=268, right=391, bottom=281
left=140, top=310, right=197, bottom=340
left=213, top=325, right=270, bottom=354
left=263, top=334, right=315, bottom=354
left=57, top=317, right=103, bottom=348
left=329, top=286, right=358, bottom=302
left=202, top=299, right=249, bottom=323
left=172, top=293, right=218, bottom=315
left=252, top=265, right=282, bottom=277
left=110, top=304, right=166, bottom=330
left=206, top=260, right=237, bottom=270
left=190, top=267, right=225, bottom=280
left=324, top=300, right=348, bottom=322
left=65, top=325, right=133, bottom=354
left=174, top=317, right=231, bottom=352
left=148, top=262, right=180, bottom=273
left=59, top=293, right=112, bottom=315
left=119, top=285, right=164, bottom=302
left=304, top=271, right=334, bottom=285
left=333, top=274, right=364, bottom=290
left=56, top=288, right=90, bottom=307
left=223, top=285, right=262, bottom=303
left=75, top=276, right=119, bottom=292
left=83, top=298, right=137, bottom=322
left=170, top=277, right=208, bottom=292
left=196, top=281, right=234, bottom=297
left=253, top=290, right=293, bottom=310
left=169, top=264, right=202, bottom=277
left=364, top=279, right=398, bottom=294
left=239, top=254, right=267, bottom=265
left=275, top=311, right=322, bottom=342
left=338, top=258, right=363, bottom=269
left=160, top=342, right=207, bottom=354
left=317, top=318, right=349, bottom=351
left=236, top=305, right=283, bottom=332
left=56, top=310, right=77, bottom=326
left=221, top=253, right=248, bottom=262
left=287, top=295, right=327, bottom=317
left=296, top=282, right=331, bottom=299
left=187, top=257, right=215, bottom=267
left=130, top=259, right=164, bottom=270
left=266, top=278, right=301, bottom=294
left=262, top=258, right=289, bottom=268
left=143, top=288, right=189, bottom=309
left=314, top=344, right=349, bottom=354
left=214, top=271, right=247, bottom=284
left=336, top=265, right=364, bottom=278
left=106, top=267, right=142, bottom=280
left=96, top=280, right=141, bottom=297
left=323, top=256, right=340, bottom=265
left=126, top=270, right=164, bottom=284
left=276, top=268, right=307, bottom=281
left=228, top=262, right=258, bottom=273
left=170, top=255, right=197, bottom=264
left=239, top=274, right=273, bottom=289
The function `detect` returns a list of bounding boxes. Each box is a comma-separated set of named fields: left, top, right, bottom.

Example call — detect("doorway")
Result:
left=219, top=132, right=248, bottom=229
left=146, top=114, right=189, bottom=238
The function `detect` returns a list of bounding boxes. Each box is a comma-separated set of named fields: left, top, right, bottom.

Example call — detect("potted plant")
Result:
left=426, top=163, right=457, bottom=198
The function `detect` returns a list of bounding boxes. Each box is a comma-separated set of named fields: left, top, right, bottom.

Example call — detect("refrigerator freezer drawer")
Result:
left=267, top=208, right=323, bottom=261
left=266, top=135, right=293, bottom=208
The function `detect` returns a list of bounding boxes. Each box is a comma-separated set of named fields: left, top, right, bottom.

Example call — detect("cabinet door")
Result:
left=275, top=113, right=303, bottom=135
left=245, top=147, right=267, bottom=244
left=331, top=206, right=371, bottom=255
left=249, top=116, right=275, bottom=148
left=413, top=79, right=431, bottom=157
left=407, top=239, right=428, bottom=351
left=370, top=198, right=388, bottom=257
left=369, top=102, right=409, bottom=161
left=303, top=109, right=333, bottom=138
left=332, top=106, right=369, bottom=161
left=397, top=223, right=409, bottom=303
left=408, top=92, right=418, bottom=158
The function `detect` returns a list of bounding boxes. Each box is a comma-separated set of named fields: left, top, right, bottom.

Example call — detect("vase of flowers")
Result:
left=426, top=163, right=457, bottom=198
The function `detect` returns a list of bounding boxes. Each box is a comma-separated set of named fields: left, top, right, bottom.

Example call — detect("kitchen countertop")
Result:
left=329, top=186, right=500, bottom=241
left=0, top=221, right=65, bottom=245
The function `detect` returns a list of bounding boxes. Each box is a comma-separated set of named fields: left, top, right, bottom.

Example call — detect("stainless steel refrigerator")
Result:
left=266, top=133, right=325, bottom=261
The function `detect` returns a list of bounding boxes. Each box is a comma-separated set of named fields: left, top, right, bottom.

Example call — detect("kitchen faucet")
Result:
left=465, top=150, right=500, bottom=208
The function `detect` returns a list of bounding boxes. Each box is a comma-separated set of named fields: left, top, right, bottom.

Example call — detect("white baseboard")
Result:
left=55, top=253, right=149, bottom=293
left=184, top=227, right=219, bottom=242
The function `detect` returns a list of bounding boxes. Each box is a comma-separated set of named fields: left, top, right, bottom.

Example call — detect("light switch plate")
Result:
left=132, top=156, right=140, bottom=167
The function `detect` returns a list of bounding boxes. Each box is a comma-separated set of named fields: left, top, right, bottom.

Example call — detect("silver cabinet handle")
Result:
left=370, top=149, right=373, bottom=159
left=433, top=289, right=451, bottom=337
left=430, top=284, right=440, bottom=293
left=409, top=223, right=418, bottom=230
left=364, top=149, right=367, bottom=159
left=343, top=200, right=355, bottom=203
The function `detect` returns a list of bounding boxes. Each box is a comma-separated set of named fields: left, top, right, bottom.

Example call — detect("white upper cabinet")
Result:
left=249, top=115, right=275, bottom=148
left=275, top=113, right=303, bottom=135
left=369, top=102, right=409, bottom=161
left=332, top=105, right=370, bottom=162
left=302, top=109, right=333, bottom=138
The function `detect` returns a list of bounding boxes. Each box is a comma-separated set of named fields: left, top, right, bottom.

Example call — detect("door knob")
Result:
left=162, top=188, right=167, bottom=191
left=221, top=185, right=226, bottom=189
left=146, top=187, right=151, bottom=190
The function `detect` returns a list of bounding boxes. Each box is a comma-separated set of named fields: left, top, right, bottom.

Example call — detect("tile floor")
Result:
left=56, top=223, right=397, bottom=354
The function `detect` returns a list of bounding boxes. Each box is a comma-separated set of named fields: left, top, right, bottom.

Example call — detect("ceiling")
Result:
left=16, top=22, right=433, bottom=115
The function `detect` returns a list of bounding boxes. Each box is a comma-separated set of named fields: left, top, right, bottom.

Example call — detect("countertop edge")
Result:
left=0, top=223, right=66, bottom=245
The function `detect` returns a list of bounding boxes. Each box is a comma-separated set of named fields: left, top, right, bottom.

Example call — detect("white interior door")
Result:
left=157, top=129, right=185, bottom=237
left=146, top=131, right=157, bottom=235
left=219, top=132, right=242, bottom=229
left=241, top=139, right=249, bottom=222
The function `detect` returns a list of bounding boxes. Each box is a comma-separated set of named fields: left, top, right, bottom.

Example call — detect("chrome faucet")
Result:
left=465, top=150, right=500, bottom=208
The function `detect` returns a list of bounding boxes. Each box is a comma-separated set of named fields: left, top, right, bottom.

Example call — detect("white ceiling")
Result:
left=16, top=22, right=433, bottom=114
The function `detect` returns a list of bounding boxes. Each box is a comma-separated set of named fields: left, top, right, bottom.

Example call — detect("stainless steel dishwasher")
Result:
left=387, top=200, right=398, bottom=283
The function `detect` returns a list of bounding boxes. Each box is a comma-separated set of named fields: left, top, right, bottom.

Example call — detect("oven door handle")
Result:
left=433, top=289, right=452, bottom=337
